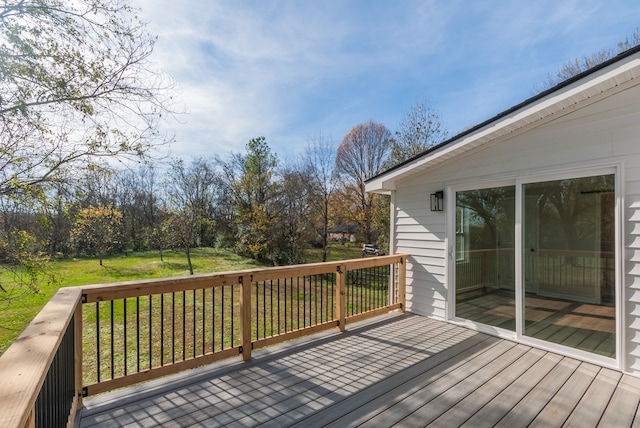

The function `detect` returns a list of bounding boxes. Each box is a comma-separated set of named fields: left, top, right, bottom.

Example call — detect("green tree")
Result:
left=0, top=0, right=176, bottom=300
left=71, top=205, right=123, bottom=266
left=222, top=137, right=279, bottom=263
left=0, top=0, right=176, bottom=199
left=0, top=230, right=52, bottom=304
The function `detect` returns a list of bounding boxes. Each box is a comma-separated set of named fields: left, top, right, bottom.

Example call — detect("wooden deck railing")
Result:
left=0, top=254, right=407, bottom=428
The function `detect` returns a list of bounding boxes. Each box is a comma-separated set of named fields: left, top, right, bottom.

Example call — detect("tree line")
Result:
left=1, top=109, right=448, bottom=281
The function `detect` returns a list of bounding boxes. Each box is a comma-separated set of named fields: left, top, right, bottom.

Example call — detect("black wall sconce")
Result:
left=430, top=191, right=444, bottom=212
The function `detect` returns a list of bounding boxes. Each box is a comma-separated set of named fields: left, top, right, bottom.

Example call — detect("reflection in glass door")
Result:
left=453, top=173, right=616, bottom=359
left=455, top=185, right=516, bottom=331
left=523, top=175, right=615, bottom=357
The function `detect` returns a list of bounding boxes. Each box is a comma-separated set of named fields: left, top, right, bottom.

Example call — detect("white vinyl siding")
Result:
left=392, top=82, right=640, bottom=375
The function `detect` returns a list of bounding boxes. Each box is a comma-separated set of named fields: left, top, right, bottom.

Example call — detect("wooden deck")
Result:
left=76, top=313, right=640, bottom=427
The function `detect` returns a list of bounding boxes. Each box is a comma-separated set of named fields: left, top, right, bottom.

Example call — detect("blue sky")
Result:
left=131, top=0, right=640, bottom=162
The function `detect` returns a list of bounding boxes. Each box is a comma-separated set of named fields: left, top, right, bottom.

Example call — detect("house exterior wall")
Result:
left=393, top=83, right=640, bottom=375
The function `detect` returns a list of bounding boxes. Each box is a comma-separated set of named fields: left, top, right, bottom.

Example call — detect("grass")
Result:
left=0, top=244, right=364, bottom=355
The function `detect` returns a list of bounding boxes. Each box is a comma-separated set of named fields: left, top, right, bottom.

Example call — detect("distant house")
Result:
left=327, top=225, right=359, bottom=242
left=366, top=46, right=640, bottom=376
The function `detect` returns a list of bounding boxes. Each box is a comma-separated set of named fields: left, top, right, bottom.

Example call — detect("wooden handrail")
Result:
left=80, top=254, right=406, bottom=303
left=0, top=287, right=82, bottom=428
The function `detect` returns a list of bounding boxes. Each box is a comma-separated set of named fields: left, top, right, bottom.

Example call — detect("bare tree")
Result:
left=537, top=28, right=640, bottom=91
left=335, top=120, right=392, bottom=244
left=390, top=98, right=448, bottom=166
left=165, top=158, right=217, bottom=274
left=303, top=133, right=338, bottom=262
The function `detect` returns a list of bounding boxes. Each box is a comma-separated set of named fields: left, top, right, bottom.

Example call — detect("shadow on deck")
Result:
left=77, top=313, right=640, bottom=427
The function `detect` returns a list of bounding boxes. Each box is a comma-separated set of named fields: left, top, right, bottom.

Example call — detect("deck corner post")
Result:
left=336, top=264, right=347, bottom=332
left=239, top=276, right=252, bottom=361
left=398, top=257, right=407, bottom=313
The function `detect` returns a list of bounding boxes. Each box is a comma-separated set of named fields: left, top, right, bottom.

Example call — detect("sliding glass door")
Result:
left=522, top=174, right=615, bottom=357
left=454, top=172, right=616, bottom=358
left=455, top=185, right=516, bottom=331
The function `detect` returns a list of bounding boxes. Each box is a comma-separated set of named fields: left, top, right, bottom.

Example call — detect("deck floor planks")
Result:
left=563, top=367, right=622, bottom=427
left=290, top=333, right=497, bottom=428
left=459, top=350, right=563, bottom=427
left=76, top=313, right=640, bottom=428
left=484, top=356, right=582, bottom=427
left=389, top=343, right=531, bottom=427
left=429, top=346, right=548, bottom=427
left=528, top=361, right=601, bottom=427
left=355, top=340, right=518, bottom=427
left=599, top=374, right=640, bottom=427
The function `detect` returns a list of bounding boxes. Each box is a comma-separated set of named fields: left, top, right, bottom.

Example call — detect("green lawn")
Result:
left=0, top=244, right=363, bottom=355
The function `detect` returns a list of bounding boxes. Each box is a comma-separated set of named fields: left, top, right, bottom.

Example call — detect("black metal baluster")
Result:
left=320, top=274, right=323, bottom=323
left=251, top=282, right=260, bottom=340
left=172, top=292, right=175, bottom=363
left=221, top=286, right=225, bottom=349
left=202, top=288, right=206, bottom=356
left=230, top=285, right=234, bottom=346
left=160, top=294, right=164, bottom=366
left=193, top=289, right=196, bottom=358
left=315, top=275, right=319, bottom=325
left=284, top=278, right=288, bottom=332
left=211, top=287, right=216, bottom=352
left=182, top=290, right=186, bottom=360
left=96, top=302, right=101, bottom=383
left=110, top=300, right=114, bottom=379
left=277, top=279, right=281, bottom=335
left=124, top=298, right=127, bottom=376
left=297, top=276, right=302, bottom=328
left=136, top=297, right=140, bottom=373
left=149, top=295, right=152, bottom=370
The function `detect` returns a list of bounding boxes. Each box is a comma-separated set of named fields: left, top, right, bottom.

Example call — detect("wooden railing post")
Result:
left=239, top=276, right=252, bottom=361
left=398, top=257, right=407, bottom=313
left=336, top=264, right=346, bottom=332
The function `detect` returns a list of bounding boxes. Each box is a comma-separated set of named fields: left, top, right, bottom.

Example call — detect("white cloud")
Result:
left=130, top=0, right=640, bottom=159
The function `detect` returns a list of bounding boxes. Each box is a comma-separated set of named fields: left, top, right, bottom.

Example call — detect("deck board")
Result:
left=76, top=313, right=640, bottom=428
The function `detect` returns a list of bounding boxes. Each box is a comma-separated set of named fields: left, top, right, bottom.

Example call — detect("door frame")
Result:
left=446, top=164, right=622, bottom=369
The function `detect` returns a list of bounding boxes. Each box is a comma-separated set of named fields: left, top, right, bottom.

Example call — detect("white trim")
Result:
left=389, top=190, right=396, bottom=255
left=617, top=164, right=625, bottom=372
left=515, top=180, right=523, bottom=340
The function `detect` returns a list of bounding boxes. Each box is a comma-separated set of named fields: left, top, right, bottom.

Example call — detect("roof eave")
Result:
left=366, top=47, right=640, bottom=193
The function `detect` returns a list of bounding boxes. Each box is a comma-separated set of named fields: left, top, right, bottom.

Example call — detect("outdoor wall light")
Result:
left=430, top=191, right=444, bottom=212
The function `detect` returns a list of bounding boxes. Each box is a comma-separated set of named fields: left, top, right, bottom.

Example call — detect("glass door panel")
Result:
left=455, top=185, right=515, bottom=331
left=522, top=174, right=615, bottom=357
